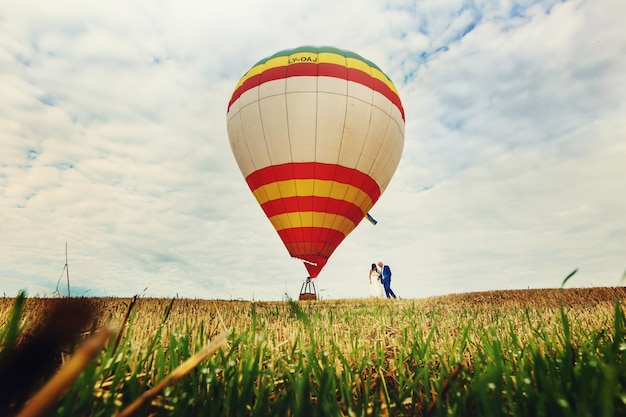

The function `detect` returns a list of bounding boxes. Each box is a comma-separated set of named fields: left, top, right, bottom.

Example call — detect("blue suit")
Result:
left=380, top=264, right=397, bottom=298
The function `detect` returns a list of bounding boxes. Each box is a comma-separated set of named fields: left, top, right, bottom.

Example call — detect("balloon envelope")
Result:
left=227, top=46, right=404, bottom=278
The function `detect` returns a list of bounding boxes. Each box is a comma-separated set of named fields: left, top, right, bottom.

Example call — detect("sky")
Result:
left=1, top=0, right=625, bottom=301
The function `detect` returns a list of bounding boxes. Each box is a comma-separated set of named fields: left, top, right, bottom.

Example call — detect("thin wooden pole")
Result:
left=65, top=242, right=71, bottom=297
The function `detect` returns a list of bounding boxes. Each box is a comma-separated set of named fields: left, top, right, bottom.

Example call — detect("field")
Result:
left=1, top=287, right=626, bottom=416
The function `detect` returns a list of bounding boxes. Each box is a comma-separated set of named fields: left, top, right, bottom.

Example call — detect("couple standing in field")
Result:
left=368, top=261, right=397, bottom=299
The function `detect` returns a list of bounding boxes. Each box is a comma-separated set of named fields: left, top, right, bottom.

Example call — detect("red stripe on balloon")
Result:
left=232, top=74, right=261, bottom=104
left=280, top=227, right=346, bottom=256
left=319, top=62, right=348, bottom=79
left=246, top=162, right=381, bottom=204
left=260, top=65, right=286, bottom=84
left=261, top=196, right=365, bottom=225
left=344, top=67, right=400, bottom=115
left=284, top=62, right=348, bottom=80
left=286, top=62, right=316, bottom=77
left=228, top=63, right=404, bottom=121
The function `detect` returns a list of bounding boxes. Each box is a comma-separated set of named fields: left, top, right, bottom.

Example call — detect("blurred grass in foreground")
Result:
left=1, top=287, right=625, bottom=416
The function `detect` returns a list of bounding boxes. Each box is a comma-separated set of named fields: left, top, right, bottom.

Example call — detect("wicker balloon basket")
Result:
left=298, top=277, right=317, bottom=301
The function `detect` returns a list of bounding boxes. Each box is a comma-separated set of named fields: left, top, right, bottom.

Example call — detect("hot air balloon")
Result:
left=226, top=46, right=404, bottom=296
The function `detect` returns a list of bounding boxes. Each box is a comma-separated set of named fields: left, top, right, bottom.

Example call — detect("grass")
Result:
left=1, top=287, right=625, bottom=416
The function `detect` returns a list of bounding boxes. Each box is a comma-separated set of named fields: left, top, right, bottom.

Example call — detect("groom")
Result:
left=378, top=261, right=397, bottom=299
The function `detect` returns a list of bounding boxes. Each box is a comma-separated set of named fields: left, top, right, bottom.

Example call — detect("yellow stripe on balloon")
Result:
left=234, top=51, right=395, bottom=96
left=345, top=56, right=370, bottom=73
left=252, top=179, right=374, bottom=209
left=371, top=68, right=400, bottom=96
left=344, top=57, right=399, bottom=96
left=317, top=52, right=345, bottom=66
left=232, top=55, right=289, bottom=92
left=288, top=52, right=317, bottom=62
left=268, top=212, right=355, bottom=234
left=265, top=55, right=290, bottom=68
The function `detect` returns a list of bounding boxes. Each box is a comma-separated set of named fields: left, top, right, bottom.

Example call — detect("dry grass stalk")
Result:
left=113, top=295, right=138, bottom=353
left=377, top=369, right=390, bottom=417
left=16, top=328, right=113, bottom=417
left=115, top=329, right=230, bottom=417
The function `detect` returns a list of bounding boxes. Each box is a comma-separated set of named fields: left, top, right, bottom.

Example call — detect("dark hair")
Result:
left=371, top=263, right=377, bottom=271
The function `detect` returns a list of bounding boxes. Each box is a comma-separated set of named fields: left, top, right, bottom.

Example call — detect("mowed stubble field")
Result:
left=1, top=287, right=625, bottom=416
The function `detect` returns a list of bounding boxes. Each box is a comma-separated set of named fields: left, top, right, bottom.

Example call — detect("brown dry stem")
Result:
left=115, top=329, right=229, bottom=417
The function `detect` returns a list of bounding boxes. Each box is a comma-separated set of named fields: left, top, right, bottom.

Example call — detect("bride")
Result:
left=368, top=263, right=384, bottom=298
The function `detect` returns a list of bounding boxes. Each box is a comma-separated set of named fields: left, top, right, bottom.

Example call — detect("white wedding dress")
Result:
left=369, top=270, right=385, bottom=298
